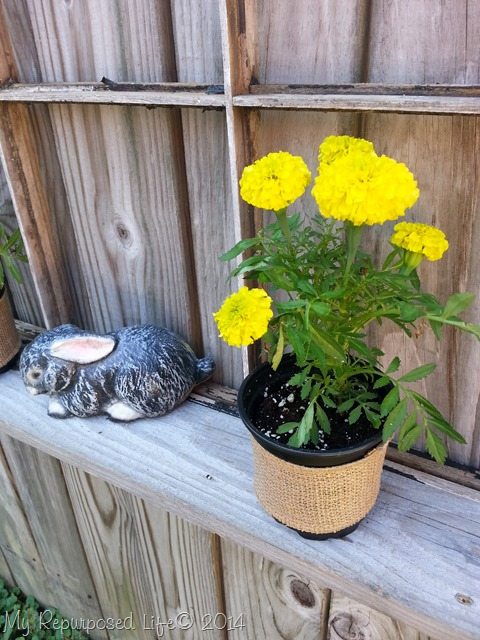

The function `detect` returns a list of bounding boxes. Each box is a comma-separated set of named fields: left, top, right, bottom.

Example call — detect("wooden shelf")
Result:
left=0, top=368, right=479, bottom=640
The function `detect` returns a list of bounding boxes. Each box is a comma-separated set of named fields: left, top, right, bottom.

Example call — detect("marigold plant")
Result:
left=214, top=136, right=480, bottom=463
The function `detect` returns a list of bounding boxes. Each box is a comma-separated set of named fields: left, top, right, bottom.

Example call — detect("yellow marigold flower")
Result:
left=213, top=287, right=273, bottom=347
left=312, top=151, right=419, bottom=226
left=318, top=135, right=375, bottom=166
left=391, top=222, right=449, bottom=261
left=239, top=151, right=311, bottom=211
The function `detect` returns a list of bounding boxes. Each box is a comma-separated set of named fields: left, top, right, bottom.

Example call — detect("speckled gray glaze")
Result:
left=20, top=324, right=215, bottom=421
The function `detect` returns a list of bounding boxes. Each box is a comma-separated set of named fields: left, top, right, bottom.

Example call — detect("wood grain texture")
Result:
left=362, top=0, right=480, bottom=465
left=47, top=102, right=201, bottom=345
left=0, top=83, right=226, bottom=107
left=222, top=539, right=330, bottom=639
left=172, top=1, right=243, bottom=386
left=328, top=595, right=431, bottom=640
left=0, top=4, right=86, bottom=328
left=220, top=0, right=262, bottom=373
left=368, top=0, right=480, bottom=84
left=0, top=1, right=203, bottom=345
left=233, top=92, right=480, bottom=115
left=0, top=546, right=13, bottom=585
left=0, top=438, right=50, bottom=600
left=0, top=434, right=107, bottom=636
left=255, top=0, right=370, bottom=84
left=62, top=463, right=224, bottom=640
left=0, top=370, right=478, bottom=640
left=2, top=0, right=177, bottom=84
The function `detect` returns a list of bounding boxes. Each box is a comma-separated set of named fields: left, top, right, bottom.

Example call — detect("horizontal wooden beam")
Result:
left=0, top=82, right=226, bottom=108
left=1, top=82, right=480, bottom=114
left=0, top=367, right=479, bottom=640
left=234, top=90, right=480, bottom=115
left=250, top=83, right=480, bottom=97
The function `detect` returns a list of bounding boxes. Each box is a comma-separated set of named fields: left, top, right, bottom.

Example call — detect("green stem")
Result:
left=276, top=208, right=292, bottom=246
left=344, top=221, right=364, bottom=280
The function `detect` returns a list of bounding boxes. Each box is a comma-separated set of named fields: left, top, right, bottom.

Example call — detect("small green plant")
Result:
left=0, top=579, right=88, bottom=639
left=0, top=224, right=26, bottom=293
left=214, top=136, right=480, bottom=463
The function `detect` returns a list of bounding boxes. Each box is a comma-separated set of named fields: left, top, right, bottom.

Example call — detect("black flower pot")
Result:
left=237, top=357, right=386, bottom=539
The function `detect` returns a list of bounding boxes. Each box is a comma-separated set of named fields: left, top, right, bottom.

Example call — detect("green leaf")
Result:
left=442, top=292, right=475, bottom=319
left=315, top=403, right=331, bottom=434
left=268, top=270, right=296, bottom=290
left=398, top=424, right=422, bottom=452
left=276, top=422, right=298, bottom=434
left=289, top=370, right=307, bottom=387
left=288, top=403, right=314, bottom=447
left=348, top=405, right=362, bottom=425
left=231, top=256, right=270, bottom=277
left=311, top=301, right=331, bottom=316
left=398, top=411, right=417, bottom=439
left=428, top=319, right=443, bottom=340
left=276, top=300, right=307, bottom=312
left=285, top=324, right=307, bottom=361
left=271, top=325, right=284, bottom=371
left=373, top=376, right=391, bottom=390
left=428, top=416, right=466, bottom=444
left=219, top=237, right=259, bottom=261
left=300, top=377, right=312, bottom=400
left=425, top=429, right=448, bottom=464
left=364, top=407, right=381, bottom=429
left=320, top=288, right=346, bottom=299
left=310, top=326, right=345, bottom=363
left=380, top=386, right=399, bottom=417
left=296, top=280, right=317, bottom=296
left=385, top=356, right=401, bottom=374
left=399, top=302, right=422, bottom=323
left=382, top=398, right=408, bottom=441
left=337, top=398, right=355, bottom=412
left=321, top=395, right=337, bottom=409
left=410, top=391, right=445, bottom=421
left=398, top=363, right=436, bottom=383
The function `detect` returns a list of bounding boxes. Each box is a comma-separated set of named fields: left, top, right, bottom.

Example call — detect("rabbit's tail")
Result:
left=195, top=356, right=215, bottom=383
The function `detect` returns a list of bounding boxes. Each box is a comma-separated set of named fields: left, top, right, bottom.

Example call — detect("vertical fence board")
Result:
left=368, top=0, right=480, bottom=84
left=62, top=464, right=224, bottom=640
left=3, top=0, right=177, bottom=83
left=1, top=0, right=203, bottom=345
left=0, top=440, right=54, bottom=603
left=0, top=435, right=106, bottom=634
left=46, top=102, right=201, bottom=342
left=363, top=0, right=480, bottom=465
left=172, top=0, right=243, bottom=386
left=327, top=595, right=431, bottom=640
left=221, top=538, right=330, bottom=640
left=0, top=547, right=13, bottom=586
left=255, top=0, right=371, bottom=84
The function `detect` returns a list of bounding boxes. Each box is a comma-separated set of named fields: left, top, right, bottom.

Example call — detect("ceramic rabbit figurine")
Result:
left=20, top=324, right=215, bottom=421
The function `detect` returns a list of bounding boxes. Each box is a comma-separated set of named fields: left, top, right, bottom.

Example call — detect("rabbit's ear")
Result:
left=50, top=335, right=116, bottom=364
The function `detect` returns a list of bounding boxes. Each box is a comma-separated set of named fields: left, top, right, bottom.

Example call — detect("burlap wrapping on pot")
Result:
left=251, top=437, right=387, bottom=535
left=0, top=292, right=20, bottom=368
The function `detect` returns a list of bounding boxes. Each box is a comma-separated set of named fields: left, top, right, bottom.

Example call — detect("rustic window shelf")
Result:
left=0, top=368, right=478, bottom=640
left=2, top=82, right=480, bottom=115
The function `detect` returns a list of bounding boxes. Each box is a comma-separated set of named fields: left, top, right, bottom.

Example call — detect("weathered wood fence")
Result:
left=0, top=1, right=479, bottom=639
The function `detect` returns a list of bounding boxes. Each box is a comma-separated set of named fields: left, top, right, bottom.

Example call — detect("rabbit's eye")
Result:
left=29, top=370, right=41, bottom=381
